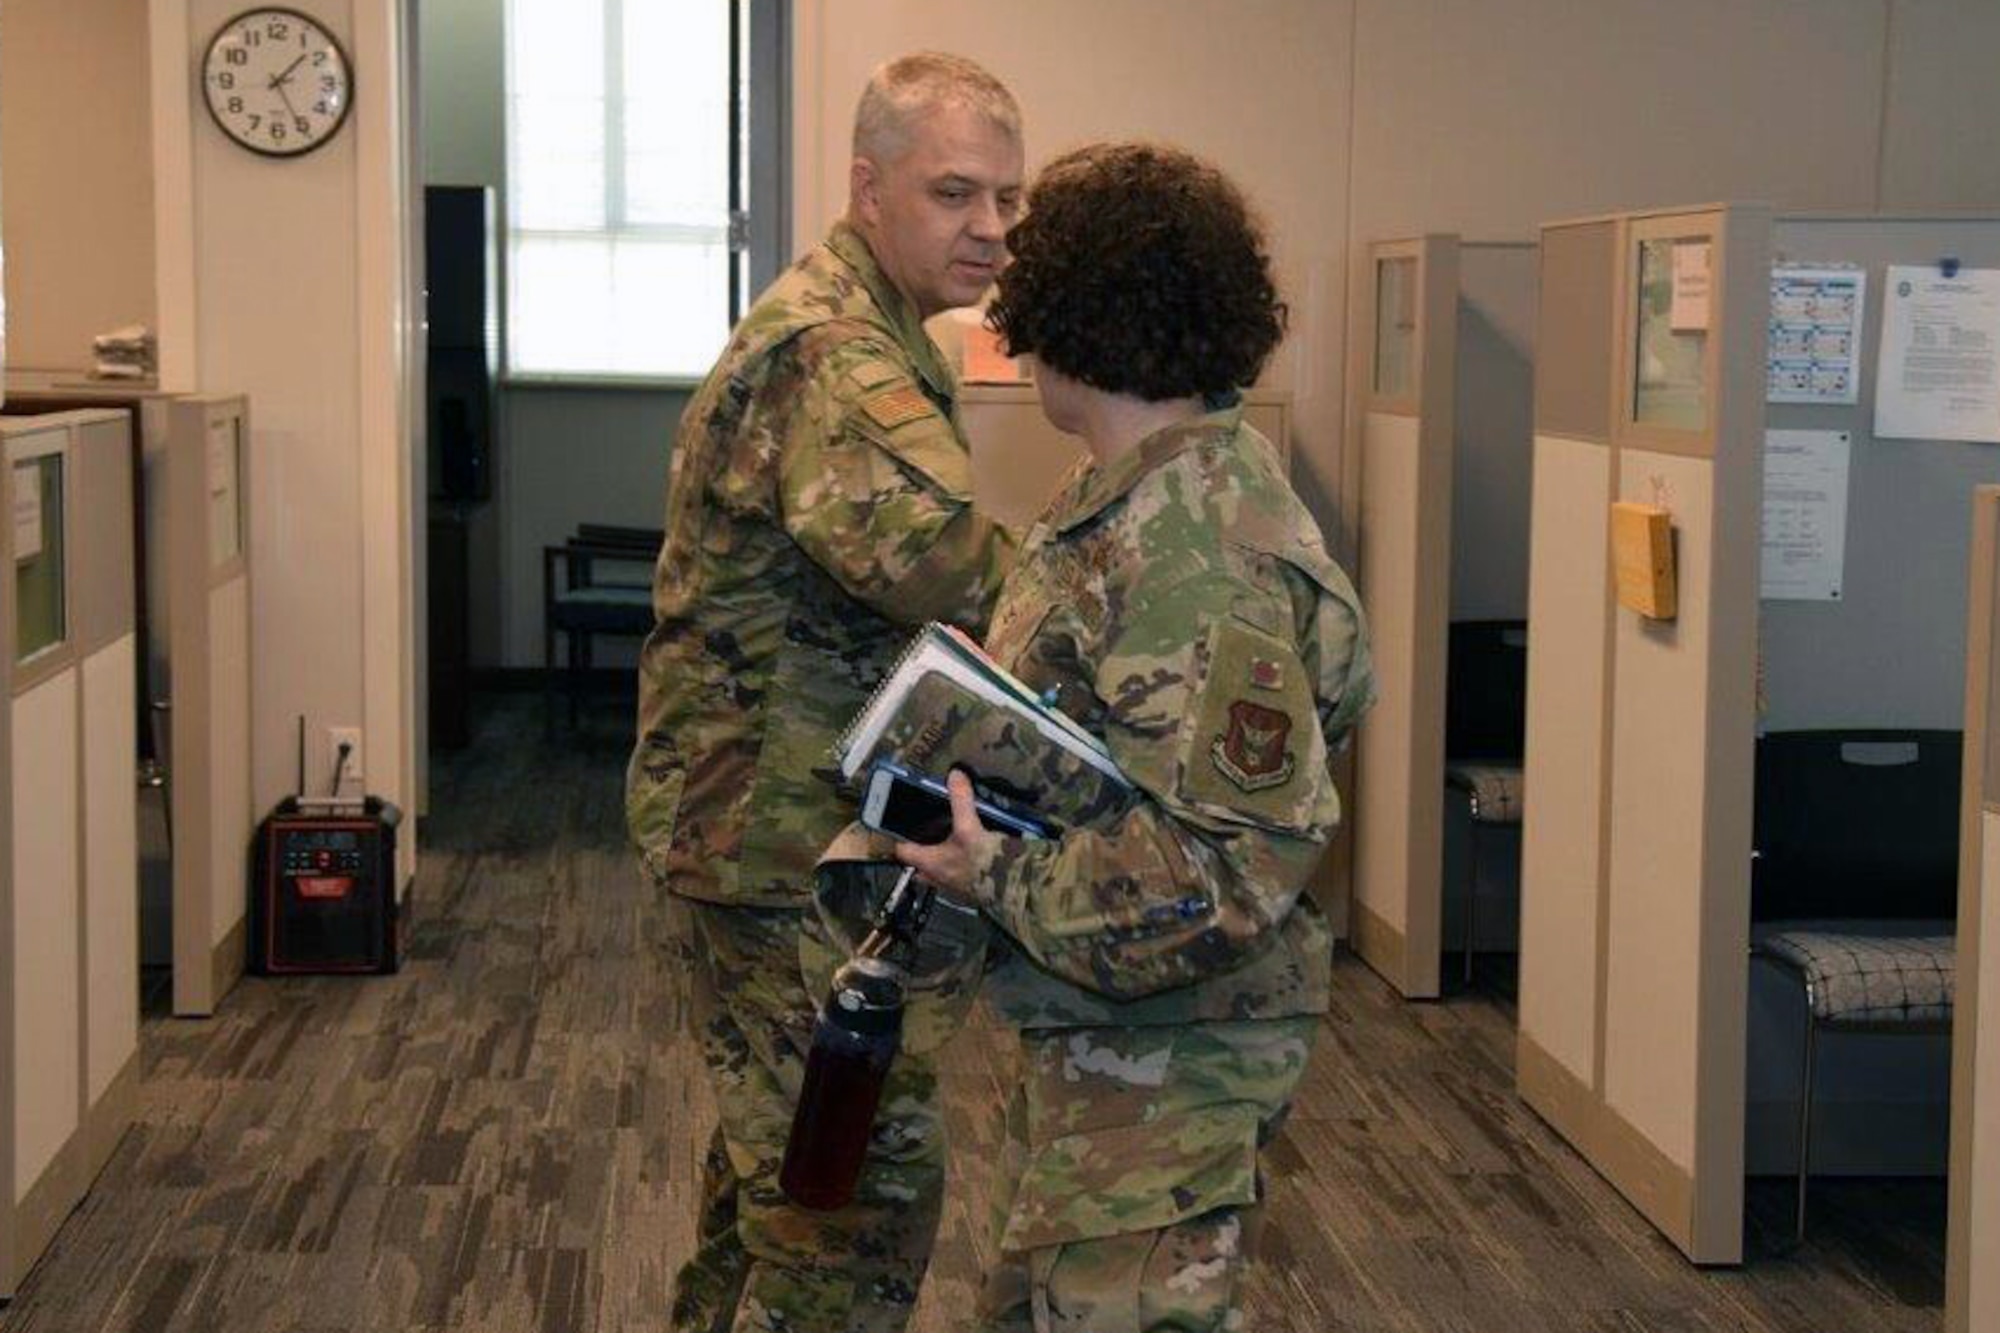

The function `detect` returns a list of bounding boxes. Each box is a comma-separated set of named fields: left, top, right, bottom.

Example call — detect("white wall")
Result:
left=149, top=0, right=415, bottom=877
left=0, top=0, right=157, bottom=372
left=497, top=387, right=680, bottom=669
left=792, top=0, right=2000, bottom=550
left=795, top=0, right=1356, bottom=539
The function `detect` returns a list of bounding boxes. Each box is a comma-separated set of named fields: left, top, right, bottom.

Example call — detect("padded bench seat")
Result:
left=1760, top=931, right=1955, bottom=1024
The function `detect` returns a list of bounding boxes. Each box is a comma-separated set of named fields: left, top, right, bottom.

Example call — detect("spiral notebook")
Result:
left=834, top=623, right=1131, bottom=829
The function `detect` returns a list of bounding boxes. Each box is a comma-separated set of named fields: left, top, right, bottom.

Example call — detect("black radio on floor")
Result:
left=251, top=795, right=402, bottom=975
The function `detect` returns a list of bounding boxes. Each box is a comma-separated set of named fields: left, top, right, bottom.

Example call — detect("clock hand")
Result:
left=268, top=53, right=309, bottom=88
left=272, top=77, right=302, bottom=119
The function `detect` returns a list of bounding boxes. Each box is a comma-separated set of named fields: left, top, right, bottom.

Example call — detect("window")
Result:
left=504, top=0, right=750, bottom=381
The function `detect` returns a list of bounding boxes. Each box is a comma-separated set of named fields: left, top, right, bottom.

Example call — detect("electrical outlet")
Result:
left=328, top=727, right=364, bottom=794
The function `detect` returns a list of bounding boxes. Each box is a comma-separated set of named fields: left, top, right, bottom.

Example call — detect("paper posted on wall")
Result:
left=1761, top=430, right=1850, bottom=602
left=1768, top=266, right=1864, bottom=405
left=1874, top=265, right=2000, bottom=443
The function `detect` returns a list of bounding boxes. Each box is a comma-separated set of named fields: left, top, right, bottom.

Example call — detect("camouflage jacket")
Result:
left=627, top=222, right=1014, bottom=906
left=971, top=403, right=1374, bottom=1027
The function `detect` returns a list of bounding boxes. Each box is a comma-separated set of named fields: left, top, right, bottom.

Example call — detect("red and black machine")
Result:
left=250, top=724, right=403, bottom=975
left=251, top=796, right=401, bottom=974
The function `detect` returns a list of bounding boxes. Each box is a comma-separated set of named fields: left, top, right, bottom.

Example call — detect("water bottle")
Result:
left=780, top=867, right=934, bottom=1211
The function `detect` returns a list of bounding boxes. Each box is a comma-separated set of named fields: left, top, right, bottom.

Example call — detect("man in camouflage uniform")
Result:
left=626, top=52, right=1023, bottom=1333
left=895, top=144, right=1373, bottom=1331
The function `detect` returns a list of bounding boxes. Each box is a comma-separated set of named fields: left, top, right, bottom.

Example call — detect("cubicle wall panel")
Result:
left=83, top=636, right=138, bottom=1103
left=0, top=402, right=13, bottom=1286
left=11, top=673, right=79, bottom=1199
left=1761, top=218, right=2000, bottom=733
left=210, top=575, right=251, bottom=952
left=1353, top=409, right=1434, bottom=984
left=1451, top=244, right=1539, bottom=622
left=72, top=414, right=136, bottom=659
left=1518, top=432, right=1612, bottom=1079
left=1534, top=222, right=1617, bottom=443
left=1602, top=449, right=1716, bottom=1168
left=1968, top=813, right=2000, bottom=1332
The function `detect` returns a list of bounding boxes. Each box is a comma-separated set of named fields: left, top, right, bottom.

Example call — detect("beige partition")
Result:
left=1951, top=486, right=2000, bottom=1333
left=167, top=395, right=252, bottom=1017
left=1348, top=235, right=1458, bottom=997
left=2, top=409, right=140, bottom=1295
left=963, top=384, right=1291, bottom=533
left=1517, top=205, right=1767, bottom=1265
left=0, top=417, right=15, bottom=1289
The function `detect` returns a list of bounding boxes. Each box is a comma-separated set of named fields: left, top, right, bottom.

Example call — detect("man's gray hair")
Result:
left=852, top=52, right=1021, bottom=163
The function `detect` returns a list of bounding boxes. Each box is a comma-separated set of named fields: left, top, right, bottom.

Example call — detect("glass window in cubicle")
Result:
left=1374, top=255, right=1419, bottom=399
left=12, top=447, right=67, bottom=663
left=1633, top=235, right=1711, bottom=431
left=208, top=414, right=244, bottom=568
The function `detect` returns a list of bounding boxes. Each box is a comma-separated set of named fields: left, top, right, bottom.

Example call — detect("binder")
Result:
left=834, top=623, right=1131, bottom=831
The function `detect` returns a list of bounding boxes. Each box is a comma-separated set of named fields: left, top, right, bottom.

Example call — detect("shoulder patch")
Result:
left=862, top=385, right=937, bottom=431
left=1178, top=618, right=1322, bottom=833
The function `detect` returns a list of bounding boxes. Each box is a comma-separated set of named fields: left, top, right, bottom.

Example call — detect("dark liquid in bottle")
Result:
left=780, top=1016, right=901, bottom=1211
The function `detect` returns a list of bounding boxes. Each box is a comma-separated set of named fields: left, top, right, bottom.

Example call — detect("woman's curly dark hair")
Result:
left=987, top=143, right=1286, bottom=401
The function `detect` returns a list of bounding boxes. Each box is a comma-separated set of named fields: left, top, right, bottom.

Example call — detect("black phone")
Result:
left=859, top=760, right=1051, bottom=842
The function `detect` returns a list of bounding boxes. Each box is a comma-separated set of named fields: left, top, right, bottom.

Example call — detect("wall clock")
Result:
left=202, top=8, right=353, bottom=158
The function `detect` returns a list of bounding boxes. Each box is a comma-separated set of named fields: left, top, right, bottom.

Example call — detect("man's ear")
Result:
left=850, top=156, right=881, bottom=225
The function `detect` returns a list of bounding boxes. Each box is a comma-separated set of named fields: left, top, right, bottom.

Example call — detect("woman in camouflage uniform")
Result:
left=896, top=143, right=1374, bottom=1331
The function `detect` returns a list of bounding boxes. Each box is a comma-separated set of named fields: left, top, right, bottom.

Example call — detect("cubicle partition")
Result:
left=963, top=384, right=1292, bottom=532
left=166, top=395, right=253, bottom=1017
left=1348, top=235, right=1458, bottom=997
left=1953, top=485, right=2000, bottom=1333
left=1518, top=205, right=1768, bottom=1264
left=2, top=409, right=140, bottom=1295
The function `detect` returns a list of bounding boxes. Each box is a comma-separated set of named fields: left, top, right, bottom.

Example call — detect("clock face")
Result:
left=202, top=8, right=353, bottom=158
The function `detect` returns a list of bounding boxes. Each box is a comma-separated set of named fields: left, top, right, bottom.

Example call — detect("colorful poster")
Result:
left=1768, top=265, right=1864, bottom=405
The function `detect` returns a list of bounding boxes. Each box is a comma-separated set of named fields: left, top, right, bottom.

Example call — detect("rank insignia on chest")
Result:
left=1250, top=657, right=1284, bottom=690
left=1211, top=700, right=1296, bottom=792
left=862, top=386, right=934, bottom=430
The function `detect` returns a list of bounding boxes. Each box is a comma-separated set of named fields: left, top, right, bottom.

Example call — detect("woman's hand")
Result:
left=893, top=770, right=999, bottom=902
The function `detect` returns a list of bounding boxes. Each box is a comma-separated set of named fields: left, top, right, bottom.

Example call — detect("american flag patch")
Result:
left=862, top=386, right=934, bottom=430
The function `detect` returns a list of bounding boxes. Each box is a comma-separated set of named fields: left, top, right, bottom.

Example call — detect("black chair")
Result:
left=1443, top=620, right=1528, bottom=986
left=1749, top=729, right=1959, bottom=1243
left=542, top=525, right=661, bottom=725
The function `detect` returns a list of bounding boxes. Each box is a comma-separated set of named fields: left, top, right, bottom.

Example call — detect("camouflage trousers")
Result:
left=670, top=898, right=947, bottom=1333
left=972, top=1016, right=1321, bottom=1333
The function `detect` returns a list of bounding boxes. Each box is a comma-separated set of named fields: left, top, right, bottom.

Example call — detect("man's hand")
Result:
left=893, top=769, right=999, bottom=901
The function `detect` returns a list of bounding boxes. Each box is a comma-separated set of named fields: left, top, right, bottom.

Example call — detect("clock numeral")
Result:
left=321, top=75, right=338, bottom=93
left=217, top=71, right=236, bottom=90
left=248, top=114, right=262, bottom=131
left=296, top=115, right=312, bottom=135
left=242, top=27, right=261, bottom=47
left=313, top=50, right=328, bottom=66
left=228, top=96, right=244, bottom=114
left=313, top=101, right=331, bottom=116
left=225, top=47, right=248, bottom=66
left=267, top=20, right=290, bottom=41
left=271, top=122, right=287, bottom=143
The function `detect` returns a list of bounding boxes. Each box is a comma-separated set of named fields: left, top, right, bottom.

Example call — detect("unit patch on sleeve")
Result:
left=1178, top=617, right=1319, bottom=830
left=1211, top=700, right=1296, bottom=792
